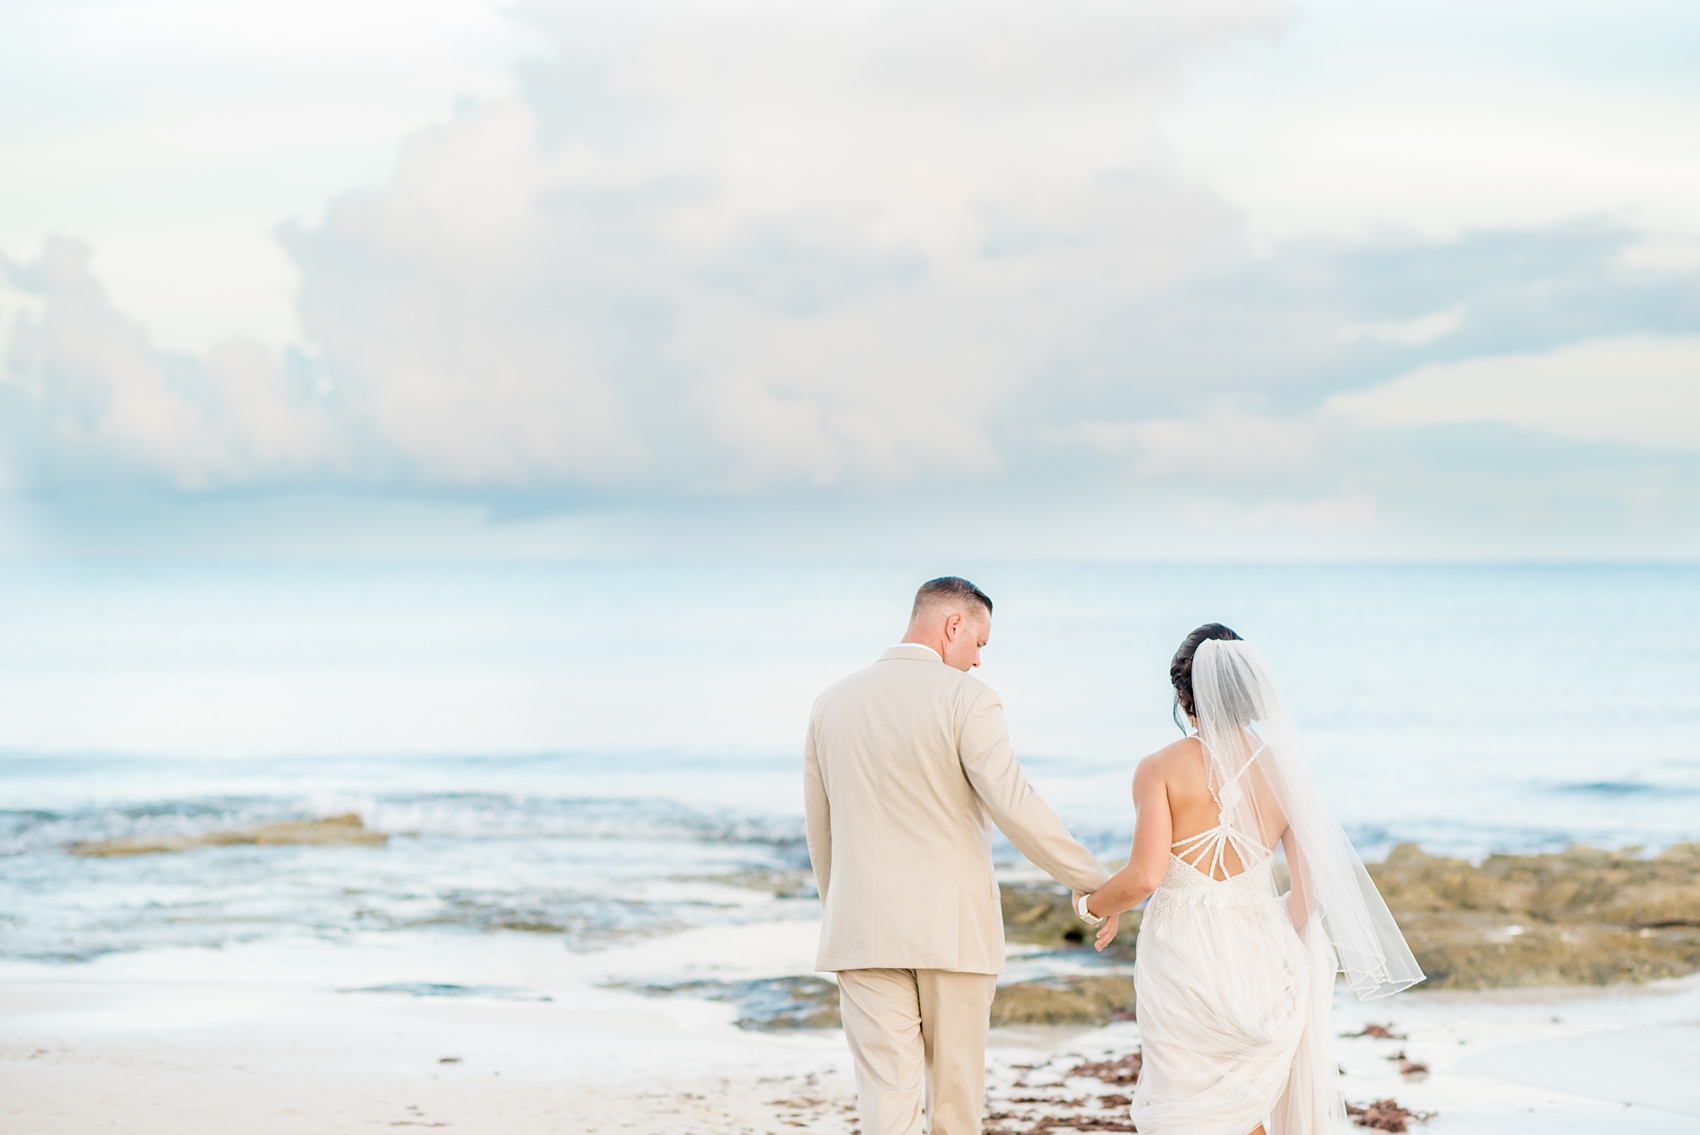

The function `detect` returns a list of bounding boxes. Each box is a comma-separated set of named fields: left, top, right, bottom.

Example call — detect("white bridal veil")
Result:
left=1191, top=637, right=1424, bottom=1000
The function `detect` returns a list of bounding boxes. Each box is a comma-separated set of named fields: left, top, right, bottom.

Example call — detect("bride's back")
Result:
left=1161, top=735, right=1288, bottom=880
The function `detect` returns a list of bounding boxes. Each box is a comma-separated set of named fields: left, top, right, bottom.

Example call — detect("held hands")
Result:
left=1073, top=890, right=1121, bottom=951
left=1094, top=910, right=1120, bottom=951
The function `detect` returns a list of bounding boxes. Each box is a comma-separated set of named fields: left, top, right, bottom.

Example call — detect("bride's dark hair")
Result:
left=1170, top=623, right=1242, bottom=729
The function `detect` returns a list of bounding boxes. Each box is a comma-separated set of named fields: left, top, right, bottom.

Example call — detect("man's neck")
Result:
left=898, top=640, right=942, bottom=661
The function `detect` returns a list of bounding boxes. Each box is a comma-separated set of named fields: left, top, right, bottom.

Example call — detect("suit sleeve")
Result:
left=959, top=685, right=1108, bottom=895
left=802, top=710, right=832, bottom=903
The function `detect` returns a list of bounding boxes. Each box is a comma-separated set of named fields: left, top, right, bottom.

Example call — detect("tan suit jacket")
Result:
left=804, top=644, right=1108, bottom=975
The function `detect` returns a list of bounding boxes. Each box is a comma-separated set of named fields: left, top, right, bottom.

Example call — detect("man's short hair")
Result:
left=911, top=576, right=993, bottom=620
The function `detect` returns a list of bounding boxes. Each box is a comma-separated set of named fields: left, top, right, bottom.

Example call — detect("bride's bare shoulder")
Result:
left=1135, top=736, right=1203, bottom=781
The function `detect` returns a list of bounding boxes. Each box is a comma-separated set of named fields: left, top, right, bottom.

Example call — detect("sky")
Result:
left=1, top=0, right=1697, bottom=560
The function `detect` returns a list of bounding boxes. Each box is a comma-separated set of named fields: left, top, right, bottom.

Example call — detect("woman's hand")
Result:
left=1094, top=910, right=1120, bottom=951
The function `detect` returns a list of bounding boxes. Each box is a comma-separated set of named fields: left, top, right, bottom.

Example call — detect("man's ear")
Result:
left=943, top=611, right=963, bottom=640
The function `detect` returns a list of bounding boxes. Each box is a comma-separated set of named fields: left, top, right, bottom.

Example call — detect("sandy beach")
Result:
left=5, top=913, right=1698, bottom=1135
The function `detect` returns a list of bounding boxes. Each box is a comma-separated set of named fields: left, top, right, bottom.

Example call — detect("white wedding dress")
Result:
left=1127, top=640, right=1424, bottom=1135
left=1128, top=748, right=1338, bottom=1135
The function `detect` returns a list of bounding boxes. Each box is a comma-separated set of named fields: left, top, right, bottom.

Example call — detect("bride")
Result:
left=1079, top=624, right=1423, bottom=1135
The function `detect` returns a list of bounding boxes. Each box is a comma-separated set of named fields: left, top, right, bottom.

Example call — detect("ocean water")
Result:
left=1, top=560, right=1697, bottom=965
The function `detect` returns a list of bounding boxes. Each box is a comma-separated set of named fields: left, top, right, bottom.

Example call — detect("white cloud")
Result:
left=1159, top=0, right=1700, bottom=248
left=2, top=239, right=341, bottom=488
left=270, top=0, right=1287, bottom=491
left=1047, top=409, right=1323, bottom=481
left=6, top=0, right=1700, bottom=564
left=1325, top=334, right=1700, bottom=451
left=1342, top=306, right=1465, bottom=347
left=1246, top=491, right=1375, bottom=531
left=1168, top=73, right=1700, bottom=246
left=0, top=0, right=543, bottom=355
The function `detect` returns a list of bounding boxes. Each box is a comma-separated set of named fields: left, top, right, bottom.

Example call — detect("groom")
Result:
left=803, top=577, right=1109, bottom=1135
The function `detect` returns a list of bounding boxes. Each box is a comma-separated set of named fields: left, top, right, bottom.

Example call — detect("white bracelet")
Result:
left=1075, top=893, right=1105, bottom=926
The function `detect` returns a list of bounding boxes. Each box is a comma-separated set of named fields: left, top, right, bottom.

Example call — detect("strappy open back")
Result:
left=1169, top=741, right=1273, bottom=881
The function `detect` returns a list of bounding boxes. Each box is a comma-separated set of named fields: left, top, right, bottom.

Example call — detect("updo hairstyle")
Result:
left=1169, top=622, right=1242, bottom=729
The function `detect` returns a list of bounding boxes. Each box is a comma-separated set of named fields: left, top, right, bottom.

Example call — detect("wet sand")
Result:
left=4, top=918, right=1699, bottom=1134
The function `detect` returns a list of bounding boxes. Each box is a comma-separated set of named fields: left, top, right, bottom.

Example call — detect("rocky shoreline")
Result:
left=68, top=813, right=389, bottom=856
left=665, top=841, right=1700, bottom=1031
left=997, top=839, right=1700, bottom=997
left=1368, top=842, right=1700, bottom=988
left=66, top=817, right=1700, bottom=1016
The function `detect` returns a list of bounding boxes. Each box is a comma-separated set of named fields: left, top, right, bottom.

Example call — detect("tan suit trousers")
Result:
left=837, top=967, right=999, bottom=1135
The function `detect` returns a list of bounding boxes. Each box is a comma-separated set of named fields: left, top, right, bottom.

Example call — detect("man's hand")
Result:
left=1094, top=911, right=1120, bottom=951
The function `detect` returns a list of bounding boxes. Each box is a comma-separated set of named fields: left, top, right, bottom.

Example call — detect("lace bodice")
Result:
left=1144, top=850, right=1282, bottom=936
left=1160, top=850, right=1275, bottom=896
